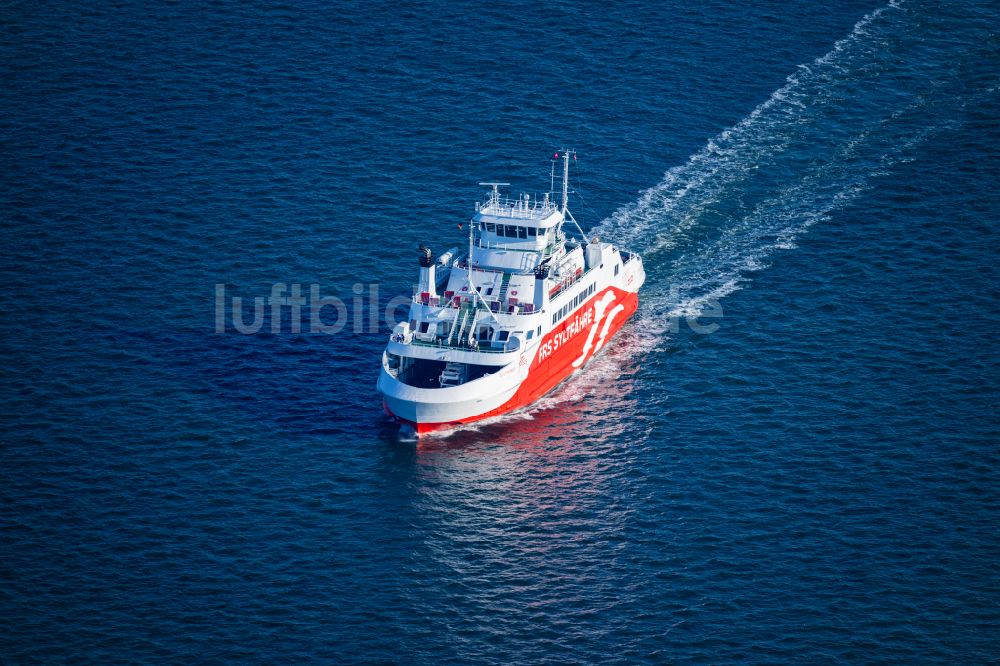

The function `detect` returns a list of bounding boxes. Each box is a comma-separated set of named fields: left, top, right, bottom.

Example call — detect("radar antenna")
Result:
left=478, top=181, right=509, bottom=207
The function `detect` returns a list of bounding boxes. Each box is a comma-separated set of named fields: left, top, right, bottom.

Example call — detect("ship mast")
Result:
left=561, top=150, right=570, bottom=215
left=557, top=149, right=589, bottom=243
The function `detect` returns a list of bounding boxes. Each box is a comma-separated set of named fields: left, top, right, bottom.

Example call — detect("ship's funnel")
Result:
left=533, top=262, right=549, bottom=310
left=418, top=245, right=437, bottom=298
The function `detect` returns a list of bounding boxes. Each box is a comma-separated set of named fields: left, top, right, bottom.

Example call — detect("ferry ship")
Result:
left=377, top=151, right=646, bottom=435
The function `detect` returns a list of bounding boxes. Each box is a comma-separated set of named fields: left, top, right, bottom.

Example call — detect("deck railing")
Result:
left=393, top=333, right=521, bottom=354
left=476, top=197, right=558, bottom=219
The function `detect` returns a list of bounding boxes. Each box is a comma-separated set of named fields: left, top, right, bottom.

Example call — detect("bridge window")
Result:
left=486, top=223, right=495, bottom=232
left=518, top=227, right=527, bottom=239
left=505, top=225, right=517, bottom=237
left=528, top=228, right=537, bottom=237
left=497, top=331, right=509, bottom=342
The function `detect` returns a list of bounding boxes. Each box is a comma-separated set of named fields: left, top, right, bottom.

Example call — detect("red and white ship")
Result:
left=378, top=151, right=646, bottom=435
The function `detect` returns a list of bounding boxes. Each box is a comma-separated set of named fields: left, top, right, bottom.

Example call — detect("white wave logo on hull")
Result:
left=572, top=291, right=625, bottom=369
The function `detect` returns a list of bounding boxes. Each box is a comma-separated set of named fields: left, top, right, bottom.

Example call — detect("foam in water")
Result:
left=588, top=0, right=981, bottom=365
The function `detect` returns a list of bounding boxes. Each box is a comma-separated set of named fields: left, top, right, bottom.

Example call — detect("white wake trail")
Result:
left=585, top=0, right=988, bottom=358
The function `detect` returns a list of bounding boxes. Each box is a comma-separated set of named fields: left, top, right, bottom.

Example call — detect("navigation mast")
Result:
left=561, top=150, right=572, bottom=214
left=556, top=150, right=589, bottom=243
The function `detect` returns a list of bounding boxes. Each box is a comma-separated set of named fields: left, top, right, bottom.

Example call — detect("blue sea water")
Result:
left=2, top=0, right=999, bottom=662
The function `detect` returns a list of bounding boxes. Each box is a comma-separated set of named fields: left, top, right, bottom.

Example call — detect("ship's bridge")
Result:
left=471, top=188, right=566, bottom=273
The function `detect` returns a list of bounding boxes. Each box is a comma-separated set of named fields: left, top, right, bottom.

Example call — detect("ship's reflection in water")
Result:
left=380, top=328, right=653, bottom=639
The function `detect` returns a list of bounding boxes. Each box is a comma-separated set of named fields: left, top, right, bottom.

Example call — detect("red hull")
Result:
left=386, top=286, right=639, bottom=435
